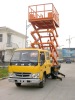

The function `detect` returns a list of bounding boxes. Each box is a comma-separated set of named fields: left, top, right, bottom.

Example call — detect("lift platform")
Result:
left=28, top=3, right=59, bottom=66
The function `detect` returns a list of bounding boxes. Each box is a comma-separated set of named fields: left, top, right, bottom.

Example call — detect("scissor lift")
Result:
left=28, top=3, right=59, bottom=66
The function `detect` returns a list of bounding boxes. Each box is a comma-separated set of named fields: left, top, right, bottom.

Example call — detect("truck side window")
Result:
left=40, top=52, right=45, bottom=65
left=46, top=52, right=49, bottom=60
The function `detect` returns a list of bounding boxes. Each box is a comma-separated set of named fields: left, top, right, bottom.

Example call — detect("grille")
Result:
left=14, top=72, right=31, bottom=78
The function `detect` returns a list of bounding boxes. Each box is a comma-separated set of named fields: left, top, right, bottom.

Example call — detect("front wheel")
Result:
left=39, top=74, right=46, bottom=88
left=15, top=83, right=21, bottom=87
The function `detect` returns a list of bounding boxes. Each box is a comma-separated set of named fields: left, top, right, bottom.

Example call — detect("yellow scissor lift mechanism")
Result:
left=28, top=3, right=65, bottom=80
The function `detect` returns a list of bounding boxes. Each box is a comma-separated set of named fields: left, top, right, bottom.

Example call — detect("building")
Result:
left=0, top=26, right=25, bottom=62
left=57, top=49, right=63, bottom=59
left=62, top=48, right=75, bottom=62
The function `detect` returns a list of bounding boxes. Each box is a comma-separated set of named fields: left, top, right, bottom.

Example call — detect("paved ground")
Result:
left=0, top=63, right=75, bottom=100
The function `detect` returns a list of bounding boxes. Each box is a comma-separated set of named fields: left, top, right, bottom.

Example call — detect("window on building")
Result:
left=0, top=34, right=3, bottom=42
left=7, top=34, right=11, bottom=44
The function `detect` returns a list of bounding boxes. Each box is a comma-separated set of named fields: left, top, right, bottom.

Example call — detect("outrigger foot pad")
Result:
left=58, top=72, right=65, bottom=77
left=56, top=76, right=62, bottom=81
left=51, top=72, right=65, bottom=81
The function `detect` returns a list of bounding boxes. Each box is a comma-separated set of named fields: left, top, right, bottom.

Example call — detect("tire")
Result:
left=15, top=83, right=21, bottom=87
left=39, top=74, right=46, bottom=88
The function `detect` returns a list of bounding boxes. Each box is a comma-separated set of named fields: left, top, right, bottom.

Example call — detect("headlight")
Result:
left=9, top=73, right=15, bottom=77
left=32, top=73, right=40, bottom=78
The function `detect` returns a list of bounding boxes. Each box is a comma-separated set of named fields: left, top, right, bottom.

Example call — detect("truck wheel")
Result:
left=15, top=83, right=21, bottom=87
left=39, top=74, right=46, bottom=88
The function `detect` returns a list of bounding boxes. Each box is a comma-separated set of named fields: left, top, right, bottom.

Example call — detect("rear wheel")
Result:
left=15, top=83, right=21, bottom=87
left=39, top=74, right=46, bottom=88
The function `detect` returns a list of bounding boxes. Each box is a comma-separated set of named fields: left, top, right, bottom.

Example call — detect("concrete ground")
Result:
left=0, top=63, right=75, bottom=100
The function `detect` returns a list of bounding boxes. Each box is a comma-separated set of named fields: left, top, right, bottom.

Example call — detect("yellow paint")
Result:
left=8, top=48, right=52, bottom=80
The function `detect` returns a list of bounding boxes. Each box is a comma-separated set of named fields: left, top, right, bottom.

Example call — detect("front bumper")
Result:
left=8, top=77, right=41, bottom=84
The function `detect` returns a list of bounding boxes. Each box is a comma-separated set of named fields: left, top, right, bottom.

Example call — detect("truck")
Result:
left=8, top=3, right=65, bottom=88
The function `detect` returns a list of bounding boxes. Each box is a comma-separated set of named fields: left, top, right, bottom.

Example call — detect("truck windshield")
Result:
left=11, top=50, right=38, bottom=65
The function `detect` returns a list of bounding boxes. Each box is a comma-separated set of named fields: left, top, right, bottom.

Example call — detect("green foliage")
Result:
left=0, top=67, right=8, bottom=78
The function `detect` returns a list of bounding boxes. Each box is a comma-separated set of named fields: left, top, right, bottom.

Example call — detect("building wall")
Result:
left=0, top=27, right=25, bottom=62
left=11, top=34, right=25, bottom=48
left=4, top=50, right=13, bottom=62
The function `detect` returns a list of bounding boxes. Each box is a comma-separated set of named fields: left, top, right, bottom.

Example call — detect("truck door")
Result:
left=40, top=52, right=46, bottom=78
left=45, top=52, right=51, bottom=74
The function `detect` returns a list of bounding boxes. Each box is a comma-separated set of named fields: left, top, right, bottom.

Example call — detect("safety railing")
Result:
left=28, top=3, right=59, bottom=25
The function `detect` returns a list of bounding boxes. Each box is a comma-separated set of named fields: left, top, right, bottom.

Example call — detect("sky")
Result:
left=0, top=0, right=75, bottom=48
